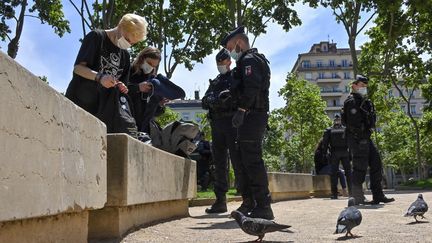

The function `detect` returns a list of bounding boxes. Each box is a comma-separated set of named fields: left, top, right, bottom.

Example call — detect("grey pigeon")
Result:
left=335, top=197, right=362, bottom=237
left=230, top=210, right=292, bottom=242
left=405, top=193, right=428, bottom=222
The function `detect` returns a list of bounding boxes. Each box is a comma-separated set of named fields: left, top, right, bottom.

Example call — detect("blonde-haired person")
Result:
left=128, top=47, right=185, bottom=133
left=66, top=13, right=148, bottom=115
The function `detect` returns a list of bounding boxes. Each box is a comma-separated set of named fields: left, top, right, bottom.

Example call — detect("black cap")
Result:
left=334, top=113, right=341, bottom=119
left=220, top=26, right=245, bottom=47
left=216, top=48, right=230, bottom=62
left=355, top=74, right=369, bottom=84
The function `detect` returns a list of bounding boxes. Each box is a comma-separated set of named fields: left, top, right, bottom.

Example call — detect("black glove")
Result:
left=232, top=110, right=246, bottom=128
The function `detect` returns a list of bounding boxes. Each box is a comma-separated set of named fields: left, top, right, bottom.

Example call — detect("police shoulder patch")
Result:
left=245, top=65, right=252, bottom=76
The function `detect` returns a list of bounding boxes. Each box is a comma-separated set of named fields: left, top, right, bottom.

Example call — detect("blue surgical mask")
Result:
left=229, top=42, right=241, bottom=61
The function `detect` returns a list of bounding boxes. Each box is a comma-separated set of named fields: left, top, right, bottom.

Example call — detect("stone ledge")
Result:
left=312, top=175, right=332, bottom=198
left=189, top=196, right=242, bottom=207
left=88, top=199, right=189, bottom=239
left=0, top=51, right=107, bottom=222
left=0, top=211, right=88, bottom=243
left=268, top=172, right=313, bottom=201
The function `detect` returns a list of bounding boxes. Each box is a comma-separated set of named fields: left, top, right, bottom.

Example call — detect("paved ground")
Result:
left=118, top=191, right=431, bottom=242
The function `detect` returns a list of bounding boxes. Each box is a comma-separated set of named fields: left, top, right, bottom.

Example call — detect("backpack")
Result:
left=149, top=120, right=200, bottom=157
left=96, top=87, right=139, bottom=137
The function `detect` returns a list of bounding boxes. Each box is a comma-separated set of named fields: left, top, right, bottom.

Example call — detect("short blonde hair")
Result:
left=118, top=13, right=148, bottom=41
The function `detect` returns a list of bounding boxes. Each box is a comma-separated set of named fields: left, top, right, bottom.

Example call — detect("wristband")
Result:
left=95, top=72, right=104, bottom=83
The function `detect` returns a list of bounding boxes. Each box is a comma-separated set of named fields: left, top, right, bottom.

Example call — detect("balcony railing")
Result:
left=320, top=89, right=343, bottom=97
left=298, top=63, right=353, bottom=70
left=316, top=76, right=342, bottom=83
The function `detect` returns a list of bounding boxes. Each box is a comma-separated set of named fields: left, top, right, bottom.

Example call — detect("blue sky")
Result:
left=0, top=2, right=373, bottom=110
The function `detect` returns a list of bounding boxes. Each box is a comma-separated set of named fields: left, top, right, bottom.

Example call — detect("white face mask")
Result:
left=117, top=36, right=131, bottom=49
left=357, top=87, right=368, bottom=96
left=141, top=61, right=154, bottom=74
left=217, top=65, right=229, bottom=74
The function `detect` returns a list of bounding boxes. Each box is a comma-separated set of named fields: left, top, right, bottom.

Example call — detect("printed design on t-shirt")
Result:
left=100, top=50, right=123, bottom=80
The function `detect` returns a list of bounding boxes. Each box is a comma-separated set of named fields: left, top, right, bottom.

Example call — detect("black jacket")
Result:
left=342, top=93, right=376, bottom=139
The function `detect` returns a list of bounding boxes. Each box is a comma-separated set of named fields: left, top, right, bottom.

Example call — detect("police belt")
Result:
left=210, top=110, right=236, bottom=119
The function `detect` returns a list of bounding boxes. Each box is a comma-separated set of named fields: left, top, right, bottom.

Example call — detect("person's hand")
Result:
left=116, top=81, right=129, bottom=94
left=159, top=98, right=170, bottom=106
left=100, top=75, right=117, bottom=88
left=139, top=81, right=152, bottom=93
left=232, top=109, right=246, bottom=128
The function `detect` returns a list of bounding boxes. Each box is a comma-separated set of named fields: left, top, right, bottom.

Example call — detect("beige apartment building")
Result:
left=291, top=41, right=426, bottom=118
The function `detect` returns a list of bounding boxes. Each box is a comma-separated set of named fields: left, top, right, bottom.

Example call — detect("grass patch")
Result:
left=196, top=188, right=239, bottom=199
left=402, top=178, right=432, bottom=189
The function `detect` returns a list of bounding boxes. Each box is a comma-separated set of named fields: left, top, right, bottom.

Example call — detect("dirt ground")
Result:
left=115, top=190, right=432, bottom=243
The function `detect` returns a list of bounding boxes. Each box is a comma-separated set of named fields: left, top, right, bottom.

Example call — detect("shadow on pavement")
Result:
left=406, top=220, right=429, bottom=225
left=187, top=219, right=238, bottom=230
left=336, top=235, right=362, bottom=241
left=236, top=241, right=294, bottom=243
left=190, top=213, right=230, bottom=219
left=355, top=204, right=384, bottom=210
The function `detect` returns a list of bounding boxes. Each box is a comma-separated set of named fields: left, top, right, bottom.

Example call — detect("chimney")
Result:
left=194, top=90, right=200, bottom=100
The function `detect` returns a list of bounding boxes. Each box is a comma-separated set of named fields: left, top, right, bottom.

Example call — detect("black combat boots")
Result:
left=205, top=196, right=227, bottom=214
left=249, top=195, right=274, bottom=220
left=236, top=197, right=256, bottom=215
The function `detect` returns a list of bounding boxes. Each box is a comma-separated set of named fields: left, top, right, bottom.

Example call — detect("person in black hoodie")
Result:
left=128, top=47, right=185, bottom=133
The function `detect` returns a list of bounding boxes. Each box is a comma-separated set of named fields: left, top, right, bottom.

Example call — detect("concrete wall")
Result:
left=268, top=172, right=313, bottom=201
left=0, top=51, right=107, bottom=242
left=312, top=175, right=332, bottom=197
left=89, top=134, right=196, bottom=239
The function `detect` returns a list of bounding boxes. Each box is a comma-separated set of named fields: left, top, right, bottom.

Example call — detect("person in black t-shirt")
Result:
left=128, top=47, right=185, bottom=133
left=66, top=13, right=148, bottom=115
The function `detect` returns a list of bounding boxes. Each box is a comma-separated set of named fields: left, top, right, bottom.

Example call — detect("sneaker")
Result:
left=205, top=201, right=227, bottom=214
left=249, top=206, right=274, bottom=220
left=371, top=196, right=395, bottom=205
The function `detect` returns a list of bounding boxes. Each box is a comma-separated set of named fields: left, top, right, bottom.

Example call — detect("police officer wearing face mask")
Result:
left=342, top=75, right=395, bottom=205
left=321, top=113, right=351, bottom=199
left=220, top=26, right=273, bottom=220
left=201, top=48, right=242, bottom=214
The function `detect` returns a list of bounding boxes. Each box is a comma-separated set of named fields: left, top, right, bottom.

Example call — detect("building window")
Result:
left=344, top=72, right=351, bottom=79
left=333, top=100, right=337, bottom=106
left=329, top=60, right=335, bottom=67
left=331, top=72, right=337, bottom=78
left=342, top=59, right=348, bottom=67
left=323, top=45, right=328, bottom=52
left=303, top=60, right=311, bottom=68
left=317, top=60, right=323, bottom=67
left=410, top=105, right=417, bottom=114
left=305, top=73, right=312, bottom=80
left=318, top=72, right=325, bottom=79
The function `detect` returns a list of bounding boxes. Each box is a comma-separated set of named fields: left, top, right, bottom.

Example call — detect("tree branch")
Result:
left=68, top=0, right=92, bottom=31
left=356, top=11, right=376, bottom=36
left=334, top=7, right=350, bottom=37
left=251, top=16, right=272, bottom=47
left=23, top=14, right=40, bottom=19
left=83, top=0, right=95, bottom=28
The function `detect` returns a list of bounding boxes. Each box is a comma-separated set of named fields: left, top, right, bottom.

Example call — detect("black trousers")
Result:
left=235, top=112, right=271, bottom=206
left=210, top=115, right=241, bottom=198
left=347, top=135, right=385, bottom=200
left=329, top=150, right=352, bottom=196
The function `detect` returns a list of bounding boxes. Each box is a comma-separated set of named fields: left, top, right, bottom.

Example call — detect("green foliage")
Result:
left=196, top=188, right=238, bottom=199
left=402, top=178, right=432, bottom=189
left=155, top=106, right=180, bottom=127
left=358, top=0, right=432, bottom=178
left=264, top=74, right=331, bottom=173
left=0, top=0, right=70, bottom=58
left=197, top=112, right=212, bottom=141
left=38, top=75, right=49, bottom=84
left=72, top=0, right=302, bottom=77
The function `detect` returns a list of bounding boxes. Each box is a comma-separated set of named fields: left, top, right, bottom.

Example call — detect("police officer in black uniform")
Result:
left=220, top=26, right=274, bottom=220
left=342, top=75, right=395, bottom=205
left=202, top=49, right=242, bottom=214
left=322, top=114, right=351, bottom=199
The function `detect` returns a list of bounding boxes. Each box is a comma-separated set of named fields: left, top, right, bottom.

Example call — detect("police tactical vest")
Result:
left=330, top=127, right=347, bottom=148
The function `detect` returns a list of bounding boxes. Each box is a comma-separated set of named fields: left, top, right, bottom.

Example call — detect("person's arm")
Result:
left=322, top=129, right=331, bottom=153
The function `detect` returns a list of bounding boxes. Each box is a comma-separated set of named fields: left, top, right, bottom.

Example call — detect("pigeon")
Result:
left=335, top=197, right=362, bottom=237
left=405, top=193, right=428, bottom=222
left=230, top=210, right=292, bottom=242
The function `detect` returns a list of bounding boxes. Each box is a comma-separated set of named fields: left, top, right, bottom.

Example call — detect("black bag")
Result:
left=96, top=87, right=138, bottom=137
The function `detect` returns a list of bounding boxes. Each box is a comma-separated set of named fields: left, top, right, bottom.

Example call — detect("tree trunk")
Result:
left=236, top=0, right=242, bottom=27
left=8, top=0, right=27, bottom=59
left=401, top=168, right=406, bottom=183
left=226, top=0, right=236, bottom=28
left=348, top=37, right=358, bottom=76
